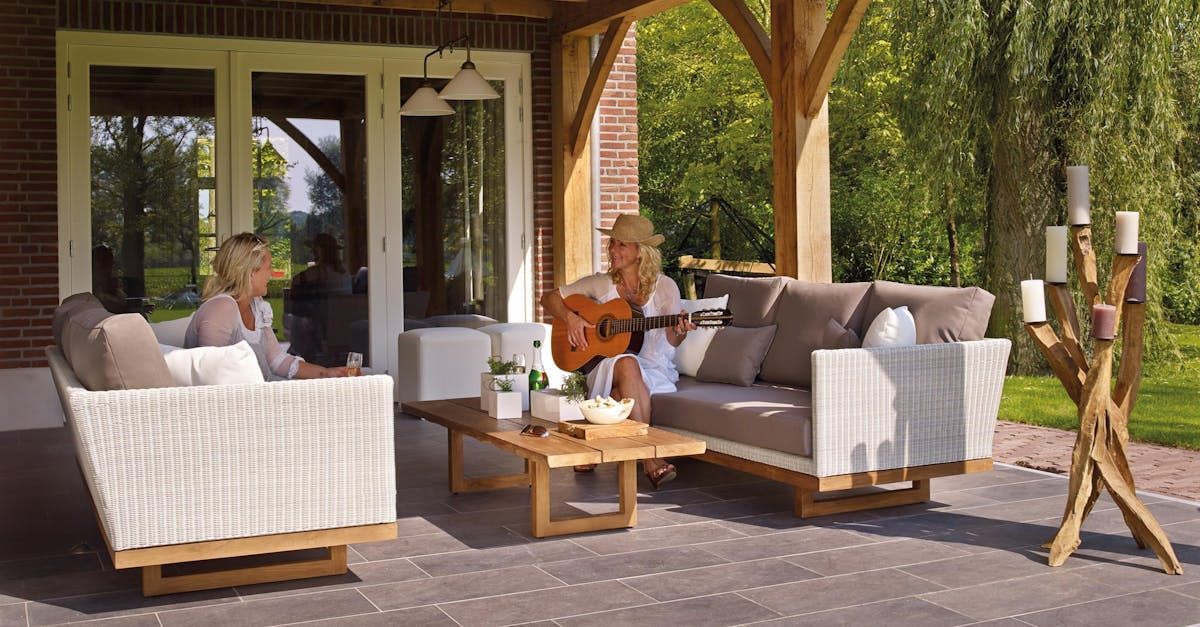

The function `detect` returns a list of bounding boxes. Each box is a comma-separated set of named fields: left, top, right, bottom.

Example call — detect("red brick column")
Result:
left=596, top=24, right=641, bottom=273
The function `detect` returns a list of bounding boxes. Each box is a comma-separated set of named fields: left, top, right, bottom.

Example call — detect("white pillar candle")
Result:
left=1021, top=279, right=1047, bottom=323
left=1045, top=226, right=1068, bottom=283
left=1067, top=165, right=1090, bottom=226
left=1115, top=211, right=1139, bottom=254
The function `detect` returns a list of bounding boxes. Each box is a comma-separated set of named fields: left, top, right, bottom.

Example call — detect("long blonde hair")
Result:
left=202, top=233, right=269, bottom=301
left=608, top=242, right=662, bottom=303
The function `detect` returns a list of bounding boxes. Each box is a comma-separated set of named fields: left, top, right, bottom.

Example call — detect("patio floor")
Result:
left=4, top=414, right=1200, bottom=626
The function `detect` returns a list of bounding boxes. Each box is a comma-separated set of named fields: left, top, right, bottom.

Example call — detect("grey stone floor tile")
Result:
left=360, top=564, right=564, bottom=611
left=621, top=558, right=818, bottom=602
left=351, top=531, right=472, bottom=561
left=1170, top=580, right=1200, bottom=599
left=699, top=526, right=872, bottom=561
left=919, top=570, right=1125, bottom=622
left=1081, top=501, right=1200, bottom=534
left=233, top=556, right=428, bottom=599
left=0, top=603, right=25, bottom=627
left=409, top=540, right=593, bottom=577
left=741, top=568, right=944, bottom=616
left=962, top=479, right=1070, bottom=503
left=437, top=580, right=653, bottom=627
left=0, top=554, right=103, bottom=580
left=785, top=538, right=972, bottom=577
left=1019, top=588, right=1200, bottom=626
left=26, top=588, right=237, bottom=626
left=539, top=545, right=728, bottom=585
left=569, top=522, right=745, bottom=556
left=754, top=596, right=972, bottom=626
left=0, top=567, right=140, bottom=605
left=710, top=512, right=827, bottom=537
left=302, top=603, right=458, bottom=626
left=934, top=467, right=1047, bottom=492
left=67, top=615, right=161, bottom=626
left=1069, top=553, right=1200, bottom=593
left=899, top=547, right=1086, bottom=588
left=556, top=592, right=780, bottom=626
left=646, top=496, right=790, bottom=526
left=158, top=588, right=376, bottom=627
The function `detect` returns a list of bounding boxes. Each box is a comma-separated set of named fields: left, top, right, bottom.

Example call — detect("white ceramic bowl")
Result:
left=578, top=397, right=635, bottom=425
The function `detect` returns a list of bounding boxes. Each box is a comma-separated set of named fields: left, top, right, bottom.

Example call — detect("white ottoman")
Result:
left=478, top=322, right=568, bottom=389
left=396, top=327, right=491, bottom=404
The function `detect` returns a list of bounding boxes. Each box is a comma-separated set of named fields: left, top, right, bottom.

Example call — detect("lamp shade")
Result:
left=439, top=61, right=500, bottom=100
left=400, top=83, right=455, bottom=116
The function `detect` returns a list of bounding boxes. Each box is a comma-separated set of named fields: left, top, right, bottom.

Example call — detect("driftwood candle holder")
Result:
left=1024, top=225, right=1181, bottom=574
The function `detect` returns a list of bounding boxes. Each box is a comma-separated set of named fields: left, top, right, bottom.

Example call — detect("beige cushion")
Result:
left=702, top=274, right=786, bottom=328
left=652, top=377, right=812, bottom=457
left=53, top=292, right=103, bottom=348
left=61, top=307, right=175, bottom=392
left=865, top=281, right=996, bottom=344
left=758, top=281, right=871, bottom=387
left=696, top=325, right=777, bottom=387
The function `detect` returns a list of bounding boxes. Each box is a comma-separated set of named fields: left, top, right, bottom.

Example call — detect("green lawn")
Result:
left=1000, top=324, right=1200, bottom=450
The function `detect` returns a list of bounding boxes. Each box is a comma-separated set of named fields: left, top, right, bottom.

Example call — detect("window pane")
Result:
left=89, top=66, right=216, bottom=321
left=251, top=72, right=369, bottom=368
left=401, top=78, right=508, bottom=323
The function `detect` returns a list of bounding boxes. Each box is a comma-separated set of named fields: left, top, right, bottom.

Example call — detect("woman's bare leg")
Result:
left=610, top=358, right=668, bottom=474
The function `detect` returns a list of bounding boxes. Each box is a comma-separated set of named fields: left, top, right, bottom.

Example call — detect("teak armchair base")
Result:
left=696, top=451, right=992, bottom=518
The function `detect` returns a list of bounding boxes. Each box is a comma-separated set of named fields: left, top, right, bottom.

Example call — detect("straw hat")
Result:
left=597, top=214, right=665, bottom=247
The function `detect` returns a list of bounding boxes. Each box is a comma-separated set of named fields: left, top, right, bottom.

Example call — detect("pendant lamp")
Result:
left=439, top=49, right=499, bottom=101
left=400, top=80, right=455, bottom=116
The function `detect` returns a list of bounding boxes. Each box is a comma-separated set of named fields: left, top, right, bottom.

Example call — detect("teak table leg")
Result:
left=530, top=460, right=637, bottom=538
left=448, top=430, right=531, bottom=493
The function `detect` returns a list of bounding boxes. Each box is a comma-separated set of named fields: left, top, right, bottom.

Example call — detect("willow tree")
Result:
left=893, top=0, right=1196, bottom=373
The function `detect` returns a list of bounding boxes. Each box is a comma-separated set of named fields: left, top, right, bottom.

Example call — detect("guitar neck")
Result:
left=608, top=313, right=688, bottom=335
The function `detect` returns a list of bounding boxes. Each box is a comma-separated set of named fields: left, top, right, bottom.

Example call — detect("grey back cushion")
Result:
left=702, top=274, right=786, bottom=328
left=53, top=292, right=103, bottom=348
left=696, top=325, right=777, bottom=387
left=758, top=280, right=872, bottom=387
left=57, top=296, right=175, bottom=391
left=864, top=280, right=996, bottom=344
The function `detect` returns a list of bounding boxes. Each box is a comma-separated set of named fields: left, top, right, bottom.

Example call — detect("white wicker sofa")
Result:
left=47, top=295, right=397, bottom=596
left=652, top=275, right=1011, bottom=518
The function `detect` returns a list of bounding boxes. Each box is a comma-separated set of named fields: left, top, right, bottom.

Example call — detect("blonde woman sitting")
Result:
left=185, top=232, right=350, bottom=380
left=540, top=214, right=696, bottom=489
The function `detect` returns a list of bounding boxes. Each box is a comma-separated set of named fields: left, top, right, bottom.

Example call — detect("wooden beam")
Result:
left=568, top=17, right=633, bottom=157
left=289, top=0, right=557, bottom=19
left=554, top=0, right=690, bottom=36
left=802, top=0, right=871, bottom=117
left=772, top=0, right=832, bottom=281
left=678, top=255, right=775, bottom=276
left=268, top=116, right=347, bottom=193
left=708, top=0, right=773, bottom=98
left=551, top=34, right=596, bottom=286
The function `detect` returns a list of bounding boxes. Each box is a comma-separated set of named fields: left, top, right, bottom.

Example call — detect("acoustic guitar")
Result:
left=551, top=294, right=733, bottom=373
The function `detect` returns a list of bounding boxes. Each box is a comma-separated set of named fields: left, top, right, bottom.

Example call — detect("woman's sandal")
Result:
left=573, top=464, right=598, bottom=473
left=645, top=462, right=677, bottom=490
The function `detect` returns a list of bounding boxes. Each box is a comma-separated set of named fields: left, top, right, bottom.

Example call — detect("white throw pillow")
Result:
left=673, top=294, right=730, bottom=377
left=862, top=306, right=917, bottom=348
left=159, top=341, right=265, bottom=386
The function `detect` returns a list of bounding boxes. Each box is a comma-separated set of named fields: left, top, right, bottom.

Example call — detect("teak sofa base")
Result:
left=695, top=451, right=993, bottom=518
left=98, top=516, right=396, bottom=597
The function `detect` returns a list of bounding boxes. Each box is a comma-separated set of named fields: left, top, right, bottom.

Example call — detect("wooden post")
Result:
left=772, top=0, right=831, bottom=282
left=1026, top=240, right=1180, bottom=575
left=551, top=34, right=596, bottom=286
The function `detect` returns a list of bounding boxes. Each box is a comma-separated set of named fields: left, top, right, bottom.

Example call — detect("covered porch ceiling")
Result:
left=295, top=0, right=870, bottom=285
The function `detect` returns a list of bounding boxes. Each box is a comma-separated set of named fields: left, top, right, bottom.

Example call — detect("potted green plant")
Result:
left=481, top=355, right=530, bottom=411
left=487, top=375, right=522, bottom=419
left=531, top=371, right=587, bottom=422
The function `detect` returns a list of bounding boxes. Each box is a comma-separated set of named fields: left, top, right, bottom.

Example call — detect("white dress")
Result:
left=558, top=273, right=681, bottom=398
left=184, top=294, right=303, bottom=381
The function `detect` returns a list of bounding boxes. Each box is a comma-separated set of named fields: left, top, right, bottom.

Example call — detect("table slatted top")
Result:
left=402, top=397, right=706, bottom=468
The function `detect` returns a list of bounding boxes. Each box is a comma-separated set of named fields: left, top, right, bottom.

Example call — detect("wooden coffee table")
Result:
left=401, top=397, right=706, bottom=538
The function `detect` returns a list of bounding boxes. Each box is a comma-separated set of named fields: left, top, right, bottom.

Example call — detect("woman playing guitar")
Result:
left=540, top=214, right=696, bottom=489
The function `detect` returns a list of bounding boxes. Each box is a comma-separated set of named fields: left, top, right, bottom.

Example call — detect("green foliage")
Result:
left=487, top=355, right=520, bottom=375
left=493, top=376, right=515, bottom=393
left=561, top=371, right=589, bottom=403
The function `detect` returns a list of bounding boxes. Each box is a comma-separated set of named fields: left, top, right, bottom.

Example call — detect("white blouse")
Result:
left=184, top=294, right=302, bottom=380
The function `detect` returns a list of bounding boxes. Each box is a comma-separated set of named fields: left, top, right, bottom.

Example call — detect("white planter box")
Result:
left=530, top=389, right=584, bottom=422
left=481, top=373, right=529, bottom=411
left=489, top=391, right=523, bottom=419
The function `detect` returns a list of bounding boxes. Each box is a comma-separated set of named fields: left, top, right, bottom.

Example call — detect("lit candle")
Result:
left=1067, top=166, right=1090, bottom=226
left=1046, top=226, right=1068, bottom=284
left=1092, top=304, right=1116, bottom=340
left=1125, top=241, right=1148, bottom=303
left=1115, top=212, right=1139, bottom=254
left=1021, top=279, right=1047, bottom=323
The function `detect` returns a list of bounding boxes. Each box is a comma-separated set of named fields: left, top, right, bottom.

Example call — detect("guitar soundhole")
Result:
left=597, top=318, right=611, bottom=340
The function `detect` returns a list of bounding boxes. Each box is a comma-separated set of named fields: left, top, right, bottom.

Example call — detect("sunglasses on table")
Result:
left=520, top=424, right=549, bottom=438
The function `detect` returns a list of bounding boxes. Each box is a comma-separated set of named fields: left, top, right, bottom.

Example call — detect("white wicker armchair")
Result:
left=46, top=347, right=397, bottom=596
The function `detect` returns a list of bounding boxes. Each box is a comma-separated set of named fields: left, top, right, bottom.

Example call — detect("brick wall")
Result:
left=596, top=25, right=640, bottom=272
left=0, top=0, right=639, bottom=368
left=0, top=1, right=58, bottom=368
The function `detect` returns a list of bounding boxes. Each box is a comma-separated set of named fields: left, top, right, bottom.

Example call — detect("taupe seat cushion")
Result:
left=652, top=376, right=812, bottom=457
left=759, top=280, right=872, bottom=387
left=864, top=281, right=995, bottom=344
left=56, top=295, right=175, bottom=391
left=702, top=274, right=786, bottom=328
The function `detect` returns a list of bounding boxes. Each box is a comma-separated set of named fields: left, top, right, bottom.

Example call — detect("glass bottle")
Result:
left=529, top=340, right=546, bottom=391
